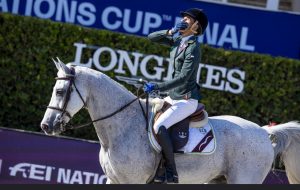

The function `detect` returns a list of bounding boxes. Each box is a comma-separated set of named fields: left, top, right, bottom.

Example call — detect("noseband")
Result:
left=47, top=66, right=143, bottom=132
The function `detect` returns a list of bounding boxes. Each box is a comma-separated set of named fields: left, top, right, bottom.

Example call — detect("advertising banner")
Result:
left=0, top=127, right=106, bottom=184
left=0, top=127, right=289, bottom=184
left=71, top=42, right=246, bottom=95
left=1, top=0, right=300, bottom=59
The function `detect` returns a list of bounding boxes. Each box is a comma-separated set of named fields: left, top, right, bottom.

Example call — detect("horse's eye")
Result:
left=56, top=89, right=64, bottom=96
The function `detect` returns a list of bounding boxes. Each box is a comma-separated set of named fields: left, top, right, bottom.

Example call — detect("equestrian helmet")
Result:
left=180, top=8, right=208, bottom=35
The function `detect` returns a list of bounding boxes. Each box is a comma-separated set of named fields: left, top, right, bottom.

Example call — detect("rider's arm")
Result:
left=148, top=30, right=175, bottom=47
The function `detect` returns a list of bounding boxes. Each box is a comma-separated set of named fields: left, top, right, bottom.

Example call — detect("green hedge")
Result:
left=1, top=13, right=300, bottom=140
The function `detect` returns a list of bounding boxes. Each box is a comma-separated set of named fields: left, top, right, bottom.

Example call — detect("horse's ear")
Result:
left=55, top=57, right=71, bottom=75
left=52, top=58, right=61, bottom=71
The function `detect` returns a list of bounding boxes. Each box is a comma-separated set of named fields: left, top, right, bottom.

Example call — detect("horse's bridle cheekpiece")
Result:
left=47, top=66, right=86, bottom=131
left=47, top=66, right=141, bottom=132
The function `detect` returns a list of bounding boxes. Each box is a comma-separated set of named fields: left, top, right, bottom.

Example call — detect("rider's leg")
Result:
left=153, top=97, right=198, bottom=183
left=157, top=125, right=178, bottom=183
left=153, top=159, right=167, bottom=183
left=153, top=97, right=198, bottom=134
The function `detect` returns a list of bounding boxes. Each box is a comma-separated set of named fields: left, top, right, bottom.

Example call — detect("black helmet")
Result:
left=180, top=8, right=208, bottom=35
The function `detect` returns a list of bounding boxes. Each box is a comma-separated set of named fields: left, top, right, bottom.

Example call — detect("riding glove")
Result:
left=143, top=83, right=157, bottom=93
left=170, top=21, right=189, bottom=34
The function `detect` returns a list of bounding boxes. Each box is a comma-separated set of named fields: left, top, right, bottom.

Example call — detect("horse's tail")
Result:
left=262, top=121, right=300, bottom=184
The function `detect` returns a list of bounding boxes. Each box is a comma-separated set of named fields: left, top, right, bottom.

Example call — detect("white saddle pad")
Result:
left=177, top=121, right=216, bottom=154
left=148, top=111, right=216, bottom=155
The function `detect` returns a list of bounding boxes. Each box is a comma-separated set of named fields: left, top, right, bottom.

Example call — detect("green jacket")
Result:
left=148, top=30, right=201, bottom=100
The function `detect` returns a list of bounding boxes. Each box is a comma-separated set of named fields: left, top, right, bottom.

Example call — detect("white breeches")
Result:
left=153, top=96, right=198, bottom=134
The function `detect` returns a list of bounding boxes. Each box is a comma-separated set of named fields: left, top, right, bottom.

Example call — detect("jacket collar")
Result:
left=175, top=35, right=197, bottom=57
left=181, top=35, right=194, bottom=44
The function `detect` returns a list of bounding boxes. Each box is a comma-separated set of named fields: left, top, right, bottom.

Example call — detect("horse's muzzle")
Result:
left=41, top=123, right=51, bottom=134
left=41, top=121, right=62, bottom=135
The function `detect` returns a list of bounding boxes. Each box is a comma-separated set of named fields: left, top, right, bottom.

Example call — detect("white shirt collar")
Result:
left=181, top=35, right=194, bottom=44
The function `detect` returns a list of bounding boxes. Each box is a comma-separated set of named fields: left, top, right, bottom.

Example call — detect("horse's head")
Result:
left=40, top=58, right=86, bottom=135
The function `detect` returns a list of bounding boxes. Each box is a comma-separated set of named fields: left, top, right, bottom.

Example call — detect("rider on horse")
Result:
left=144, top=8, right=208, bottom=183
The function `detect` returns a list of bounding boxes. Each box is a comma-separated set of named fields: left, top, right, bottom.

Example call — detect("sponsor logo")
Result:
left=199, top=23, right=255, bottom=51
left=101, top=6, right=164, bottom=35
left=178, top=132, right=187, bottom=139
left=1, top=0, right=255, bottom=51
left=0, top=0, right=97, bottom=26
left=0, top=1, right=167, bottom=34
left=56, top=168, right=107, bottom=184
left=72, top=42, right=245, bottom=94
left=9, top=162, right=54, bottom=181
left=5, top=161, right=107, bottom=184
left=199, top=128, right=207, bottom=134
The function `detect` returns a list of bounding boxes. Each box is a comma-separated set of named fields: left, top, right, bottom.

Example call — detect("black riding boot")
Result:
left=156, top=126, right=178, bottom=183
left=153, top=159, right=167, bottom=184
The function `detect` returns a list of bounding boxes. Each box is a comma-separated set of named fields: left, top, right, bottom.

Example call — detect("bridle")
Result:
left=47, top=67, right=86, bottom=130
left=47, top=66, right=146, bottom=132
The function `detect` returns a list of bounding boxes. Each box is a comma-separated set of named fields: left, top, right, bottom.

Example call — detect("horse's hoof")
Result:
left=166, top=174, right=178, bottom=184
left=153, top=175, right=167, bottom=184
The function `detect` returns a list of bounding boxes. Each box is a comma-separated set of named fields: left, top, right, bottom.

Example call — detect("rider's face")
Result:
left=179, top=15, right=196, bottom=35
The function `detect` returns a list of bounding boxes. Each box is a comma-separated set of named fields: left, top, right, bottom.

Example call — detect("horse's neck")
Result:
left=79, top=68, right=148, bottom=149
left=82, top=71, right=134, bottom=119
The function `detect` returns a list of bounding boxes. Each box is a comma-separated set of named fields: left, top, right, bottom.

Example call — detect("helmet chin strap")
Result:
left=189, top=20, right=199, bottom=35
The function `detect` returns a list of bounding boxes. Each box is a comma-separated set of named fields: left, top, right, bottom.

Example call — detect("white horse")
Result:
left=41, top=59, right=300, bottom=184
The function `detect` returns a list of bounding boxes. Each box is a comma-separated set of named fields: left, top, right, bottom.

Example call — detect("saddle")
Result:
left=152, top=100, right=208, bottom=152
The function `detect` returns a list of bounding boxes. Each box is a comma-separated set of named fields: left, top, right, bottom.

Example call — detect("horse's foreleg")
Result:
left=106, top=178, right=113, bottom=184
left=207, top=176, right=227, bottom=184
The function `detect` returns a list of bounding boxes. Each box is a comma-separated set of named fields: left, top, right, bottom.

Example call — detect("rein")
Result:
left=66, top=96, right=141, bottom=130
left=47, top=66, right=148, bottom=132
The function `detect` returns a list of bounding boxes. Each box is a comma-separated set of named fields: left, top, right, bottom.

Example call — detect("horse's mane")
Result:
left=68, top=64, right=135, bottom=97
